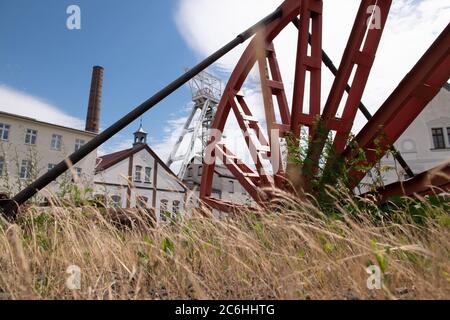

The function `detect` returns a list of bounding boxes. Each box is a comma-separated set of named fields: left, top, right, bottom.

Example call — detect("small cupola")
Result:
left=133, top=122, right=147, bottom=147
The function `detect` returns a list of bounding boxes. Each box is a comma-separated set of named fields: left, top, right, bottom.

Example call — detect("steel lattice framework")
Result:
left=1, top=0, right=449, bottom=219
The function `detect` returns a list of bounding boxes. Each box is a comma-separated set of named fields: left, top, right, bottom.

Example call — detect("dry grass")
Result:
left=0, top=190, right=449, bottom=300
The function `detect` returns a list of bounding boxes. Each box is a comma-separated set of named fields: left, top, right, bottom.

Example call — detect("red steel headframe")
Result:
left=199, top=0, right=450, bottom=212
left=345, top=22, right=450, bottom=188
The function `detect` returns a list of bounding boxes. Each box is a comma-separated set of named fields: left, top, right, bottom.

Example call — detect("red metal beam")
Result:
left=291, top=0, right=323, bottom=138
left=332, top=0, right=392, bottom=153
left=345, top=23, right=450, bottom=188
left=303, top=0, right=390, bottom=182
left=373, top=161, right=450, bottom=203
left=200, top=0, right=302, bottom=207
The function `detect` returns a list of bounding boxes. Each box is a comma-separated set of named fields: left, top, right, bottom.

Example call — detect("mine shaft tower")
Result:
left=167, top=71, right=222, bottom=179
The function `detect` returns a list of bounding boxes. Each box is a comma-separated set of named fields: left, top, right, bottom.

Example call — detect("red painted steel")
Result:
left=291, top=0, right=323, bottom=138
left=302, top=0, right=391, bottom=182
left=200, top=0, right=302, bottom=206
left=199, top=0, right=449, bottom=212
left=374, top=161, right=450, bottom=203
left=345, top=23, right=450, bottom=188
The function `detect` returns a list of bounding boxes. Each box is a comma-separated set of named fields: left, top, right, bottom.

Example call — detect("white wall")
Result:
left=361, top=85, right=450, bottom=188
left=0, top=113, right=97, bottom=199
left=94, top=146, right=187, bottom=222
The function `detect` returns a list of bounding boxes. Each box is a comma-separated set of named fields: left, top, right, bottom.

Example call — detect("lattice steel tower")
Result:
left=167, top=70, right=222, bottom=179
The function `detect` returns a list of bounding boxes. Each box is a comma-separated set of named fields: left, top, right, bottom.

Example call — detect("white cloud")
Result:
left=174, top=0, right=449, bottom=135
left=0, top=84, right=85, bottom=130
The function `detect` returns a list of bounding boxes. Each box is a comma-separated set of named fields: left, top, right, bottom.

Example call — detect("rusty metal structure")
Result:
left=1, top=0, right=449, bottom=218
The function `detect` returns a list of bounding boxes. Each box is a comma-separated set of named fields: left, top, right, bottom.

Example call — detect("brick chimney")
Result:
left=85, top=66, right=103, bottom=133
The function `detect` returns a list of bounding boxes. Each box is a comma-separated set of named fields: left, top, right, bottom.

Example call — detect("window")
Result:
left=48, top=163, right=56, bottom=172
left=160, top=199, right=169, bottom=221
left=74, top=139, right=85, bottom=152
left=187, top=167, right=193, bottom=177
left=172, top=200, right=180, bottom=215
left=198, top=165, right=203, bottom=176
left=111, top=195, right=122, bottom=208
left=137, top=196, right=148, bottom=208
left=447, top=127, right=450, bottom=147
left=0, top=123, right=10, bottom=141
left=19, top=160, right=32, bottom=180
left=229, top=181, right=234, bottom=194
left=25, top=129, right=37, bottom=145
left=134, top=165, right=142, bottom=182
left=0, top=157, right=4, bottom=176
left=432, top=128, right=445, bottom=149
left=51, top=134, right=62, bottom=151
left=144, top=167, right=152, bottom=183
left=94, top=194, right=106, bottom=207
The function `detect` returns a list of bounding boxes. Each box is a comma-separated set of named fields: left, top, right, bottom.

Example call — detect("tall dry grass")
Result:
left=0, top=189, right=449, bottom=300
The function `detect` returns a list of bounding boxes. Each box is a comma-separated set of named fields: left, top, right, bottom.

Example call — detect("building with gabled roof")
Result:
left=93, top=124, right=188, bottom=222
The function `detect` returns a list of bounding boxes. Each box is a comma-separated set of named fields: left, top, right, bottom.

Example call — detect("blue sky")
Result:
left=0, top=0, right=197, bottom=153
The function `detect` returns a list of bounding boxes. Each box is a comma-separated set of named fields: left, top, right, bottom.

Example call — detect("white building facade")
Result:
left=94, top=125, right=187, bottom=222
left=0, top=111, right=97, bottom=201
left=368, top=83, right=450, bottom=187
